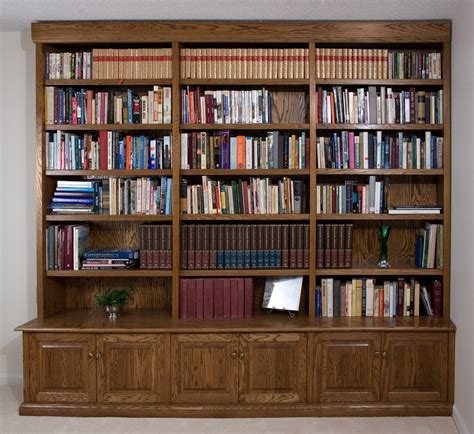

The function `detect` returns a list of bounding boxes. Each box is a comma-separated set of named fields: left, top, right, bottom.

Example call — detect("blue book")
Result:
left=415, top=234, right=424, bottom=268
left=118, top=139, right=124, bottom=169
left=230, top=137, right=237, bottom=169
left=56, top=187, right=94, bottom=192
left=127, top=89, right=133, bottom=124
left=51, top=198, right=94, bottom=204
left=165, top=178, right=172, bottom=215
left=316, top=287, right=322, bottom=317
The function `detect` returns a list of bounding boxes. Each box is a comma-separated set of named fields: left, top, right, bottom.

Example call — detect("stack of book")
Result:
left=181, top=87, right=272, bottom=124
left=45, top=51, right=92, bottom=79
left=315, top=277, right=442, bottom=317
left=81, top=249, right=139, bottom=270
left=183, top=176, right=305, bottom=215
left=44, top=86, right=172, bottom=125
left=316, top=223, right=353, bottom=268
left=46, top=132, right=172, bottom=171
left=180, top=48, right=309, bottom=79
left=181, top=224, right=309, bottom=270
left=316, top=131, right=443, bottom=170
left=180, top=278, right=254, bottom=319
left=139, top=224, right=172, bottom=269
left=49, top=180, right=96, bottom=214
left=181, top=131, right=309, bottom=170
left=45, top=224, right=90, bottom=270
left=415, top=223, right=443, bottom=269
left=316, top=86, right=443, bottom=125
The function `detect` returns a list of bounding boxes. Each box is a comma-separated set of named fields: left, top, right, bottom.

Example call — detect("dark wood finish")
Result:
left=316, top=79, right=444, bottom=86
left=382, top=332, right=448, bottom=402
left=316, top=123, right=443, bottom=131
left=311, top=332, right=381, bottom=402
left=45, top=124, right=172, bottom=131
left=180, top=214, right=310, bottom=221
left=180, top=123, right=309, bottom=130
left=316, top=214, right=444, bottom=221
left=182, top=169, right=310, bottom=176
left=239, top=333, right=307, bottom=403
left=97, top=334, right=169, bottom=403
left=46, top=270, right=173, bottom=277
left=170, top=334, right=239, bottom=403
left=46, top=214, right=173, bottom=222
left=317, top=169, right=444, bottom=176
left=44, top=79, right=172, bottom=86
left=316, top=267, right=444, bottom=276
left=180, top=269, right=310, bottom=277
left=29, top=333, right=96, bottom=402
left=182, top=79, right=309, bottom=85
left=45, top=169, right=173, bottom=176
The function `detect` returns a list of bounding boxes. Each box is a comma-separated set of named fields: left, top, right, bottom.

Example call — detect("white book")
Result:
left=366, top=279, right=374, bottom=317
left=327, top=278, right=334, bottom=318
left=246, top=136, right=253, bottom=169
left=181, top=133, right=188, bottom=169
left=163, top=87, right=172, bottom=123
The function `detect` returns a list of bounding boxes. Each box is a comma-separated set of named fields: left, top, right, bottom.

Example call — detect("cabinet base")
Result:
left=19, top=402, right=453, bottom=417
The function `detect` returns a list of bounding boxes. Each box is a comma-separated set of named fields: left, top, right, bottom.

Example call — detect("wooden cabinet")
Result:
left=382, top=332, right=448, bottom=402
left=97, top=334, right=169, bottom=403
left=29, top=333, right=96, bottom=403
left=311, top=332, right=381, bottom=402
left=239, top=333, right=306, bottom=403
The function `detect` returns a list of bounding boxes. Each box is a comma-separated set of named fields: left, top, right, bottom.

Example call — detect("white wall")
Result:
left=0, top=4, right=473, bottom=432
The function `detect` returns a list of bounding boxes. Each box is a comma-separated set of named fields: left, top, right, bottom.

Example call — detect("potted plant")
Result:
left=93, top=287, right=133, bottom=320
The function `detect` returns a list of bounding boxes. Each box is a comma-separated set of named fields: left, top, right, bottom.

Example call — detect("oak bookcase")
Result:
left=17, top=20, right=455, bottom=417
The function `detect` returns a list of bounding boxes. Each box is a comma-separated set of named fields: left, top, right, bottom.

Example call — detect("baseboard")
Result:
left=453, top=405, right=472, bottom=434
left=0, top=374, right=22, bottom=386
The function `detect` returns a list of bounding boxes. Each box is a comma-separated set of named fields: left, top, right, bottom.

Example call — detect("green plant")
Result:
left=93, top=287, right=133, bottom=307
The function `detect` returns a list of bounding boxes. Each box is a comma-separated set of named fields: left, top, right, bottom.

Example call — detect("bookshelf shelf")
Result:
left=46, top=270, right=173, bottom=277
left=44, top=124, right=173, bottom=131
left=180, top=213, right=310, bottom=221
left=315, top=79, right=444, bottom=86
left=316, top=168, right=444, bottom=176
left=316, top=123, right=443, bottom=131
left=45, top=169, right=174, bottom=177
left=46, top=214, right=173, bottom=222
left=181, top=78, right=309, bottom=86
left=180, top=123, right=310, bottom=131
left=315, top=213, right=444, bottom=221
left=180, top=269, right=310, bottom=277
left=44, top=79, right=173, bottom=86
left=316, top=267, right=444, bottom=276
left=182, top=169, right=310, bottom=176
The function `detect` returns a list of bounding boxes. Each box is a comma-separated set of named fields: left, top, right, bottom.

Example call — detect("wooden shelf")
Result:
left=180, top=269, right=309, bottom=277
left=180, top=123, right=310, bottom=131
left=44, top=79, right=172, bottom=86
left=182, top=169, right=310, bottom=176
left=46, top=214, right=173, bottom=222
left=180, top=214, right=310, bottom=221
left=315, top=79, right=444, bottom=86
left=46, top=270, right=172, bottom=277
left=316, top=213, right=444, bottom=221
left=45, top=169, right=173, bottom=177
left=316, top=123, right=443, bottom=131
left=45, top=124, right=172, bottom=131
left=316, top=168, right=444, bottom=176
left=316, top=267, right=444, bottom=276
left=181, top=79, right=309, bottom=85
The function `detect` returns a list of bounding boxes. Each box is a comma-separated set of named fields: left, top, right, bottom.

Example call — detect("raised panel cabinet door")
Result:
left=97, top=334, right=169, bottom=403
left=29, top=333, right=96, bottom=403
left=170, top=334, right=239, bottom=404
left=239, top=333, right=307, bottom=403
left=312, top=332, right=382, bottom=402
left=382, top=332, right=448, bottom=402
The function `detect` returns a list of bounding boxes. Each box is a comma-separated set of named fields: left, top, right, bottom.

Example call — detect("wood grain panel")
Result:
left=271, top=89, right=309, bottom=123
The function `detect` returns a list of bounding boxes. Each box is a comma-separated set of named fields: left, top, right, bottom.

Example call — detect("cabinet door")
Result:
left=29, top=333, right=96, bottom=402
left=171, top=334, right=239, bottom=404
left=97, top=334, right=169, bottom=403
left=312, top=332, right=381, bottom=402
left=382, top=332, right=448, bottom=402
left=239, top=333, right=306, bottom=403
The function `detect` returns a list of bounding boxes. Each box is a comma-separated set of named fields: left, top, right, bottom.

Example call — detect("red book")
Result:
left=187, top=279, right=197, bottom=319
left=230, top=278, right=239, bottom=318
left=244, top=278, right=254, bottom=318
left=223, top=279, right=231, bottom=318
left=64, top=225, right=73, bottom=270
left=214, top=278, right=224, bottom=318
left=237, top=278, right=245, bottom=318
left=180, top=279, right=188, bottom=319
left=203, top=278, right=214, bottom=319
left=432, top=280, right=443, bottom=317
left=196, top=278, right=204, bottom=319
left=86, top=90, right=94, bottom=124
left=99, top=130, right=108, bottom=169
left=396, top=278, right=404, bottom=316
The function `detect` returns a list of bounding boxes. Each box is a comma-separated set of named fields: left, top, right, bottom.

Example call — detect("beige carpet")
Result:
left=0, top=384, right=458, bottom=434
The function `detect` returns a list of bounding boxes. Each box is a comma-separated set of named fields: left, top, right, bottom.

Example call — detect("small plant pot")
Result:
left=103, top=305, right=122, bottom=320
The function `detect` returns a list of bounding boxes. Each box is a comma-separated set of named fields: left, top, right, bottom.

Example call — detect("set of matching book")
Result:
left=182, top=176, right=306, bottom=215
left=315, top=48, right=442, bottom=80
left=181, top=224, right=310, bottom=270
left=316, top=86, right=443, bottom=125
left=316, top=177, right=386, bottom=215
left=44, top=87, right=172, bottom=125
left=181, top=87, right=272, bottom=124
left=46, top=131, right=172, bottom=171
left=316, top=131, right=444, bottom=170
left=416, top=223, right=444, bottom=269
left=179, top=278, right=254, bottom=319
left=139, top=224, right=172, bottom=269
left=316, top=223, right=353, bottom=269
left=315, top=277, right=442, bottom=318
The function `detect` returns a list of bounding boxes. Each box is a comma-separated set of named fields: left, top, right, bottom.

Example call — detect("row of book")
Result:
left=44, top=87, right=172, bottom=125
left=180, top=131, right=309, bottom=170
left=416, top=223, right=443, bottom=269
left=92, top=48, right=172, bottom=79
left=181, top=87, right=272, bottom=124
left=139, top=224, right=172, bottom=269
left=316, top=131, right=443, bottom=170
left=45, top=224, right=90, bottom=270
left=316, top=86, right=443, bottom=125
left=315, top=277, right=442, bottom=318
left=49, top=178, right=172, bottom=215
left=180, top=48, right=309, bottom=80
left=46, top=131, right=172, bottom=171
left=316, top=178, right=386, bottom=215
left=181, top=224, right=310, bottom=270
left=315, top=48, right=442, bottom=80
left=81, top=249, right=139, bottom=270
left=316, top=224, right=353, bottom=269
left=45, top=52, right=93, bottom=80
left=182, top=176, right=306, bottom=215
left=180, top=278, right=254, bottom=319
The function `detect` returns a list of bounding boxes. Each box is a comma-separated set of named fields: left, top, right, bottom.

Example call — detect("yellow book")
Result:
left=356, top=279, right=362, bottom=317
left=315, top=47, right=321, bottom=79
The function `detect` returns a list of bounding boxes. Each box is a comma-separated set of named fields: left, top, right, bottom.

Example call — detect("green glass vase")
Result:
left=377, top=224, right=391, bottom=268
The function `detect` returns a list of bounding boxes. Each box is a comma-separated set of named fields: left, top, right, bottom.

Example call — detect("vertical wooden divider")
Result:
left=171, top=42, right=182, bottom=319
left=442, top=41, right=451, bottom=318
left=308, top=42, right=317, bottom=318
